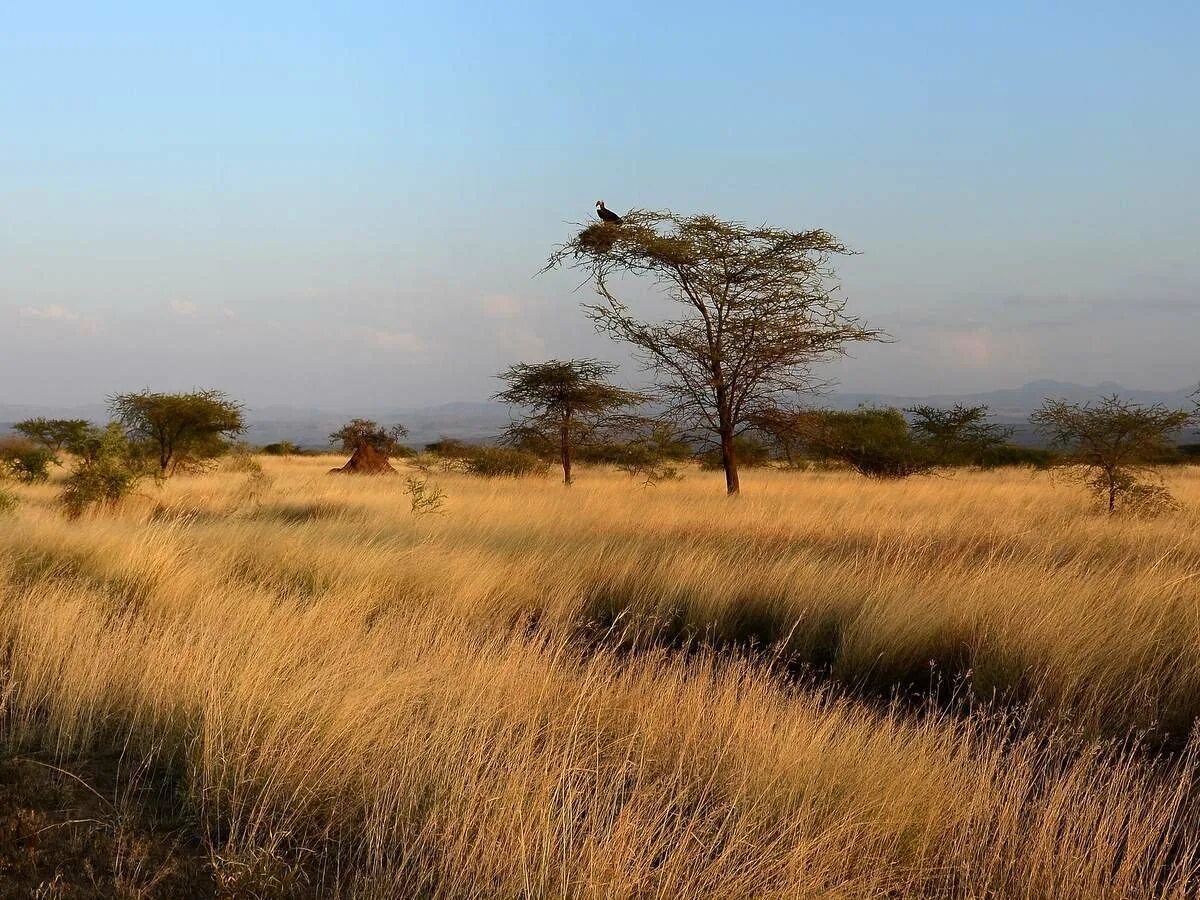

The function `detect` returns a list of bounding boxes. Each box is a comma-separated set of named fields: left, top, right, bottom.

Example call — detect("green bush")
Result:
left=463, top=446, right=544, bottom=478
left=261, top=441, right=302, bottom=456
left=60, top=424, right=145, bottom=518
left=0, top=438, right=59, bottom=483
left=698, top=436, right=772, bottom=471
left=978, top=443, right=1058, bottom=469
left=803, top=408, right=933, bottom=479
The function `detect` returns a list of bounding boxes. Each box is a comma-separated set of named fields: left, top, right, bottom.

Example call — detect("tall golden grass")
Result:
left=2, top=457, right=1199, bottom=896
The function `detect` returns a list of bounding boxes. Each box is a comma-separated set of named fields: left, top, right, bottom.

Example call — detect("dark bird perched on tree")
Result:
left=595, top=200, right=622, bottom=224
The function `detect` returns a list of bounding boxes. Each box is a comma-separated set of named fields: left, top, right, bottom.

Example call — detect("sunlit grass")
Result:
left=2, top=458, right=1199, bottom=896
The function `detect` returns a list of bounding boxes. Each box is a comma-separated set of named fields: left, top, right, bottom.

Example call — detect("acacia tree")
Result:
left=13, top=418, right=93, bottom=453
left=494, top=359, right=645, bottom=484
left=546, top=210, right=882, bottom=494
left=1031, top=395, right=1195, bottom=512
left=906, top=404, right=1011, bottom=465
left=110, top=389, right=245, bottom=474
left=329, top=419, right=410, bottom=456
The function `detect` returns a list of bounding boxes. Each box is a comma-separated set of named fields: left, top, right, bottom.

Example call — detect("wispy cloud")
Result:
left=18, top=304, right=99, bottom=334
left=20, top=304, right=80, bottom=322
left=359, top=327, right=424, bottom=353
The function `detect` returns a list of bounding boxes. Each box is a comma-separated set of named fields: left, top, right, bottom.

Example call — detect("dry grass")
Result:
left=1, top=457, right=1199, bottom=897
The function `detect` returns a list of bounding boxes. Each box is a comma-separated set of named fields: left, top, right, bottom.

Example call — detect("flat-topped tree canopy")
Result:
left=546, top=209, right=884, bottom=494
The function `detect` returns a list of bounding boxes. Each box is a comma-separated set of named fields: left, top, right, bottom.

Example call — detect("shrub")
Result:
left=0, top=438, right=59, bottom=483
left=978, top=443, right=1058, bottom=469
left=60, top=424, right=145, bottom=518
left=404, top=476, right=447, bottom=516
left=463, top=446, right=544, bottom=478
left=801, top=408, right=933, bottom=479
left=261, top=441, right=302, bottom=456
left=222, top=443, right=264, bottom=474
left=698, top=436, right=772, bottom=471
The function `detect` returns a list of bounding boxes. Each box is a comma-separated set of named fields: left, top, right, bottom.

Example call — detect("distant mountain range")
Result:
left=2, top=381, right=1196, bottom=449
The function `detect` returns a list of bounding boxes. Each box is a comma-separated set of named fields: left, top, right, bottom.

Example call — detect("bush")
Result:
left=802, top=408, right=933, bottom=479
left=261, top=441, right=302, bottom=456
left=978, top=443, right=1058, bottom=469
left=463, top=446, right=544, bottom=478
left=60, top=424, right=145, bottom=518
left=698, top=436, right=772, bottom=471
left=0, top=438, right=59, bottom=483
left=420, top=440, right=542, bottom=478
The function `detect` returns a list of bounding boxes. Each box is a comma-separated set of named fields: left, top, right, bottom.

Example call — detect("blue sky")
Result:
left=2, top=3, right=1197, bottom=409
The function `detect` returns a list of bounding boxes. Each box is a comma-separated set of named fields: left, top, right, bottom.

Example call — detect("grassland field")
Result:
left=2, top=455, right=1200, bottom=897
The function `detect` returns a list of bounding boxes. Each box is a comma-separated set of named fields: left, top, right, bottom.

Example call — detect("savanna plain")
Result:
left=2, top=456, right=1200, bottom=898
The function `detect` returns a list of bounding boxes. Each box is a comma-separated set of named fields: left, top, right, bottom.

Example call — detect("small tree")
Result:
left=13, top=418, right=93, bottom=453
left=60, top=423, right=145, bottom=518
left=329, top=419, right=410, bottom=457
left=0, top=438, right=59, bottom=483
left=110, top=389, right=245, bottom=474
left=494, top=359, right=645, bottom=484
left=546, top=210, right=882, bottom=494
left=906, top=404, right=1012, bottom=466
left=1031, top=395, right=1196, bottom=512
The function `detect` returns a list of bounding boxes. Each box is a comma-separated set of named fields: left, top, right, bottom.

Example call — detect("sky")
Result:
left=1, top=2, right=1197, bottom=411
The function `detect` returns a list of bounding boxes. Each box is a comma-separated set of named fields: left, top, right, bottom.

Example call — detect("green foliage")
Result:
left=800, top=408, right=933, bottom=479
left=0, top=438, right=59, bottom=483
left=699, top=435, right=772, bottom=471
left=110, top=389, right=245, bottom=474
left=463, top=446, right=544, bottom=478
left=261, top=441, right=302, bottom=456
left=13, top=417, right=93, bottom=452
left=978, top=443, right=1058, bottom=469
left=547, top=209, right=883, bottom=494
left=329, top=419, right=410, bottom=457
left=60, top=423, right=145, bottom=518
left=421, top=439, right=543, bottom=477
left=906, top=404, right=1011, bottom=465
left=495, top=358, right=645, bottom=484
left=1032, top=394, right=1197, bottom=512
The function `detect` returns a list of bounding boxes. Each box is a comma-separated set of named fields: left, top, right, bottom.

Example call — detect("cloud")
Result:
left=359, top=327, right=424, bottom=353
left=18, top=304, right=99, bottom=334
left=947, top=329, right=994, bottom=368
left=170, top=299, right=197, bottom=317
left=20, top=304, right=80, bottom=322
left=479, top=294, right=521, bottom=318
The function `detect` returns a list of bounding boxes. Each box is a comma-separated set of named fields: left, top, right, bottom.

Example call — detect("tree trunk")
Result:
left=720, top=426, right=740, bottom=495
left=560, top=420, right=572, bottom=485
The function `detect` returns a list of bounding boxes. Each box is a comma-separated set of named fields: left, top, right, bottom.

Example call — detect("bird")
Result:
left=595, top=200, right=622, bottom=225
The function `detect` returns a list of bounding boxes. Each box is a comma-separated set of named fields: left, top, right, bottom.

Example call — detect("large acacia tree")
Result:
left=494, top=358, right=645, bottom=484
left=110, top=389, right=244, bottom=474
left=547, top=210, right=881, bottom=494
